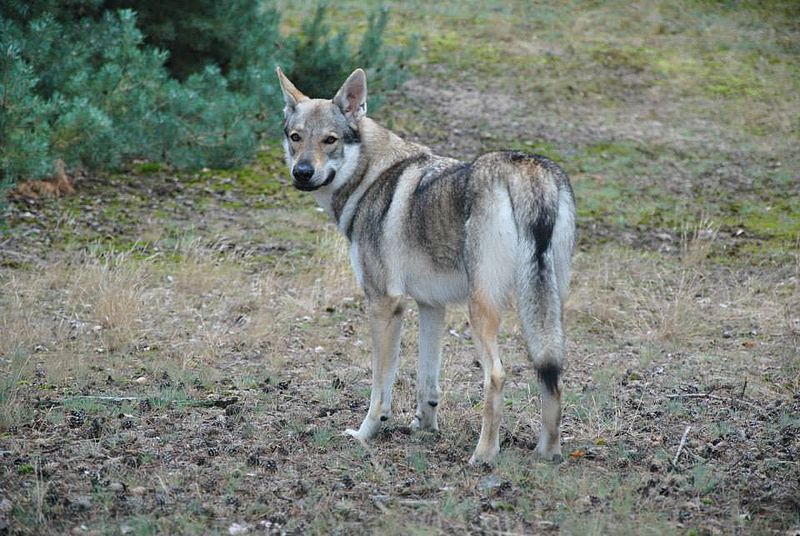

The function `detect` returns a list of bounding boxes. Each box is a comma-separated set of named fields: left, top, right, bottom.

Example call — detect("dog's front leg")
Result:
left=411, top=302, right=445, bottom=432
left=345, top=295, right=405, bottom=442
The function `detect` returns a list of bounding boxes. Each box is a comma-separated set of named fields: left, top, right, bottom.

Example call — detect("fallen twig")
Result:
left=683, top=446, right=707, bottom=464
left=371, top=495, right=390, bottom=514
left=184, top=397, right=239, bottom=409
left=68, top=396, right=141, bottom=403
left=64, top=395, right=239, bottom=408
left=665, top=392, right=762, bottom=411
left=368, top=495, right=438, bottom=512
left=673, top=425, right=691, bottom=466
left=396, top=498, right=439, bottom=508
left=0, top=248, right=37, bottom=260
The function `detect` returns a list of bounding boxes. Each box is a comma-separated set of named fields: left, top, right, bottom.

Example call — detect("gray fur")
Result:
left=277, top=67, right=576, bottom=463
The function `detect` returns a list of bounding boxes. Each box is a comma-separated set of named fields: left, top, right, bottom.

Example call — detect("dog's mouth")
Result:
left=293, top=182, right=320, bottom=192
left=293, top=169, right=336, bottom=191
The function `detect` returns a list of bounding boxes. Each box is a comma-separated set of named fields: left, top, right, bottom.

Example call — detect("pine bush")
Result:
left=0, top=0, right=416, bottom=204
left=288, top=5, right=418, bottom=111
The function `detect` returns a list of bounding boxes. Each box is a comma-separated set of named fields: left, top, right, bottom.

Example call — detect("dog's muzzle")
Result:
left=291, top=166, right=336, bottom=191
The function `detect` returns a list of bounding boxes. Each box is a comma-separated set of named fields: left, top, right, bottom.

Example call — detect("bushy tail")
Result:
left=504, top=154, right=575, bottom=458
left=508, top=164, right=576, bottom=382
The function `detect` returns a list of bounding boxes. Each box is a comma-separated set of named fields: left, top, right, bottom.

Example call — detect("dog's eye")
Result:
left=290, top=133, right=301, bottom=142
left=323, top=136, right=338, bottom=145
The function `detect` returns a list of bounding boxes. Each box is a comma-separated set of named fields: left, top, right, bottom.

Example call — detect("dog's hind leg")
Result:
left=468, top=292, right=505, bottom=464
left=345, top=295, right=405, bottom=442
left=412, top=302, right=446, bottom=432
left=517, top=249, right=565, bottom=462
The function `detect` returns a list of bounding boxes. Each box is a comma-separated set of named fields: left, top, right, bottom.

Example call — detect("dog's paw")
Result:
left=410, top=415, right=422, bottom=431
left=533, top=442, right=563, bottom=464
left=343, top=421, right=381, bottom=443
left=532, top=450, right=563, bottom=464
left=343, top=428, right=368, bottom=444
left=468, top=446, right=499, bottom=465
left=343, top=414, right=386, bottom=442
left=468, top=454, right=495, bottom=466
left=410, top=414, right=439, bottom=433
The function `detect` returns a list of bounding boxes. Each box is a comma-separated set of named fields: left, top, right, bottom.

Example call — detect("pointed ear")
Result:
left=276, top=66, right=308, bottom=114
left=333, top=68, right=367, bottom=125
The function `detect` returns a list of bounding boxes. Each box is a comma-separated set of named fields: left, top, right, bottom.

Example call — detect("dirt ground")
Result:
left=1, top=2, right=799, bottom=535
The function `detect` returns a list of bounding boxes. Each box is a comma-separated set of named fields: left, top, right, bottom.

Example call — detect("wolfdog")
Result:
left=276, top=67, right=576, bottom=463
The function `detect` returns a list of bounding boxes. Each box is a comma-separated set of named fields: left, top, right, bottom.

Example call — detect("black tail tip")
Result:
left=536, top=364, right=561, bottom=394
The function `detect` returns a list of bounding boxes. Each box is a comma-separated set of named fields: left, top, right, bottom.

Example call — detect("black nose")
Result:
left=292, top=162, right=315, bottom=182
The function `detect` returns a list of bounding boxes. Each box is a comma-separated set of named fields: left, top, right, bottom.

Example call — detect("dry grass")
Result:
left=1, top=253, right=152, bottom=356
left=0, top=273, right=63, bottom=358
left=678, top=217, right=718, bottom=269
left=568, top=221, right=795, bottom=355
left=1, top=226, right=797, bottom=533
left=277, top=229, right=356, bottom=316
left=0, top=228, right=358, bottom=404
left=67, top=254, right=152, bottom=351
left=568, top=248, right=704, bottom=343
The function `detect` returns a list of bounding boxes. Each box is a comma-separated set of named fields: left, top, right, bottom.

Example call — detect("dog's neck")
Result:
left=357, top=118, right=429, bottom=170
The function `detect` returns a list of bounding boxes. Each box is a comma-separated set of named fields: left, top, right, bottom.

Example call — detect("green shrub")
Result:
left=110, top=0, right=267, bottom=82
left=0, top=0, right=416, bottom=205
left=0, top=41, right=53, bottom=183
left=288, top=4, right=418, bottom=110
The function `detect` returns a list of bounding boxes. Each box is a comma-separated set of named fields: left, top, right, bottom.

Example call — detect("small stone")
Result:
left=575, top=495, right=593, bottom=511
left=477, top=474, right=504, bottom=491
left=228, top=522, right=251, bottom=535
left=134, top=376, right=148, bottom=384
left=224, top=404, right=243, bottom=416
left=71, top=495, right=92, bottom=511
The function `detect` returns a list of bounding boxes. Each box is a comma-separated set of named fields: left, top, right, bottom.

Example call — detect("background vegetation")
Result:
left=0, top=0, right=415, bottom=203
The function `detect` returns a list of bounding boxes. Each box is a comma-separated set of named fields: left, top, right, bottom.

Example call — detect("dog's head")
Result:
left=276, top=67, right=366, bottom=192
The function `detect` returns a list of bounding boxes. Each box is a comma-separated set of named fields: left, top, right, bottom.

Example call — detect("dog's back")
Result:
left=348, top=147, right=575, bottom=309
